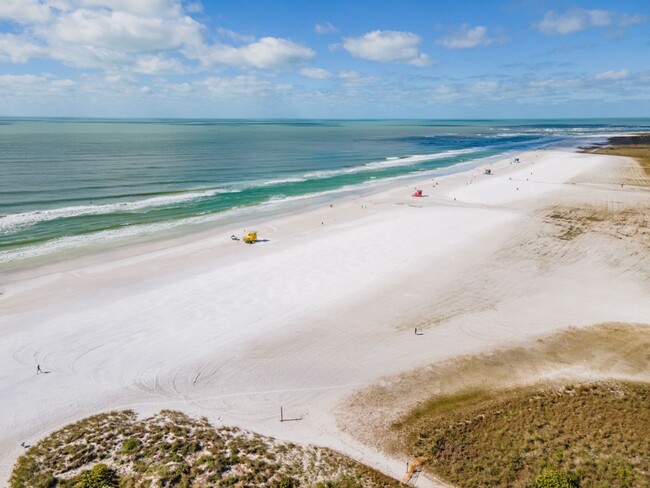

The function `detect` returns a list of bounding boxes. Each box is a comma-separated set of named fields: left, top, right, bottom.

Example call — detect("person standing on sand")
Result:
left=36, top=365, right=42, bottom=374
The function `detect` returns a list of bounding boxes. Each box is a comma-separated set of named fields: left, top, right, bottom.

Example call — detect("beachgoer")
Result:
left=36, top=365, right=42, bottom=374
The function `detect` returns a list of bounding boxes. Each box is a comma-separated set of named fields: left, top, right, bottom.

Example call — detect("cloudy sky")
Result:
left=0, top=0, right=648, bottom=118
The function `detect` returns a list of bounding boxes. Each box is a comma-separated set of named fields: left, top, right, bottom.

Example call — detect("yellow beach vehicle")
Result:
left=243, top=231, right=257, bottom=244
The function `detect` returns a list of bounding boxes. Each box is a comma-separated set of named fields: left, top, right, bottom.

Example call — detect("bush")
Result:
left=74, top=464, right=119, bottom=488
left=272, top=476, right=300, bottom=488
left=315, top=475, right=362, bottom=488
left=534, top=468, right=576, bottom=488
left=121, top=438, right=141, bottom=454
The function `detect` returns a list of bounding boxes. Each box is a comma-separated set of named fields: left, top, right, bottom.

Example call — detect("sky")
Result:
left=0, top=0, right=648, bottom=118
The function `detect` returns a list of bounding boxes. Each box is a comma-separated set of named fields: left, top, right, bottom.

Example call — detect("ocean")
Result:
left=1, top=118, right=649, bottom=268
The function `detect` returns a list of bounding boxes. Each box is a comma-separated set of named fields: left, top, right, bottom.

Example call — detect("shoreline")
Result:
left=0, top=145, right=522, bottom=282
left=0, top=133, right=618, bottom=276
left=2, top=145, right=649, bottom=484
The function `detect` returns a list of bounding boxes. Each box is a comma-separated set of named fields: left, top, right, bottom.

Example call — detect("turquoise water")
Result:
left=1, top=118, right=649, bottom=266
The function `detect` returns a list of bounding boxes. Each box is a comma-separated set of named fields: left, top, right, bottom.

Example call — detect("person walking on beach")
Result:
left=36, top=365, right=42, bottom=375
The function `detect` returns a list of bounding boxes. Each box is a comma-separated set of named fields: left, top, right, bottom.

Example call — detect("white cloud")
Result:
left=535, top=9, right=646, bottom=36
left=342, top=30, right=432, bottom=66
left=0, top=0, right=204, bottom=71
left=338, top=71, right=360, bottom=79
left=0, top=34, right=46, bottom=63
left=315, top=22, right=338, bottom=34
left=46, top=8, right=203, bottom=52
left=184, top=2, right=203, bottom=14
left=196, top=37, right=314, bottom=69
left=619, top=13, right=647, bottom=27
left=0, top=74, right=47, bottom=85
left=337, top=70, right=377, bottom=87
left=0, top=0, right=52, bottom=24
left=68, top=0, right=183, bottom=16
left=423, top=72, right=640, bottom=105
left=0, top=73, right=77, bottom=98
left=0, top=1, right=316, bottom=74
left=216, top=28, right=255, bottom=44
left=469, top=81, right=500, bottom=92
left=595, top=69, right=630, bottom=80
left=535, top=10, right=607, bottom=35
left=133, top=54, right=188, bottom=74
left=195, top=75, right=292, bottom=98
left=51, top=78, right=77, bottom=87
left=300, top=67, right=333, bottom=79
left=436, top=25, right=494, bottom=49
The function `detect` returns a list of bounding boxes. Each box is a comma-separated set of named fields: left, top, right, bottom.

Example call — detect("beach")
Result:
left=1, top=147, right=649, bottom=485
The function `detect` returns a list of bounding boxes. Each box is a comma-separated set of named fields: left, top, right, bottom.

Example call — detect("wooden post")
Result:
left=280, top=406, right=284, bottom=422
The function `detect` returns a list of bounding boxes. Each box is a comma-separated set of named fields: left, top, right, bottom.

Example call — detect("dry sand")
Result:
left=1, top=148, right=648, bottom=486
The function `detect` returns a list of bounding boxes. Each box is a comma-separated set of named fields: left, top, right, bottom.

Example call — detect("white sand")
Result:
left=1, top=149, right=649, bottom=486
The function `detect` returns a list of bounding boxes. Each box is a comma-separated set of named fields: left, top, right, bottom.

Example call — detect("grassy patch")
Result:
left=394, top=388, right=491, bottom=429
left=393, top=381, right=650, bottom=487
left=344, top=324, right=650, bottom=486
left=10, top=410, right=402, bottom=487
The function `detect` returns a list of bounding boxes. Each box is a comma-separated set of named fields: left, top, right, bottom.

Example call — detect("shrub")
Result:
left=534, top=468, right=576, bottom=488
left=272, top=476, right=300, bottom=488
left=74, top=463, right=119, bottom=488
left=315, top=475, right=362, bottom=488
left=121, top=438, right=141, bottom=454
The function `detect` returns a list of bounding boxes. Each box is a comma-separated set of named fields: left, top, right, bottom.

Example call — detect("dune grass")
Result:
left=392, top=381, right=650, bottom=487
left=344, top=324, right=650, bottom=487
left=10, top=410, right=402, bottom=488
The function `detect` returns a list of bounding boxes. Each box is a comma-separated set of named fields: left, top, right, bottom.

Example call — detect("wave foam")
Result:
left=0, top=189, right=227, bottom=234
left=304, top=148, right=481, bottom=179
left=0, top=206, right=248, bottom=264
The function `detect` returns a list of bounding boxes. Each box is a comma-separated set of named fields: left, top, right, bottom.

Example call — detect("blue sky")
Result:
left=0, top=0, right=648, bottom=118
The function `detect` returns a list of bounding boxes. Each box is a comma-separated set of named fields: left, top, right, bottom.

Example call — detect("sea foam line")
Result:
left=0, top=181, right=376, bottom=264
left=0, top=205, right=247, bottom=264
left=0, top=152, right=509, bottom=264
left=1, top=147, right=492, bottom=239
left=0, top=149, right=479, bottom=234
left=303, top=148, right=481, bottom=179
left=0, top=189, right=230, bottom=234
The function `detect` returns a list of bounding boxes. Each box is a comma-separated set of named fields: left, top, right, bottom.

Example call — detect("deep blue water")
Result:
left=1, top=118, right=648, bottom=266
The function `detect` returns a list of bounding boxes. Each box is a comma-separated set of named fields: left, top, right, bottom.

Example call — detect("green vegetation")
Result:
left=71, top=464, right=119, bottom=488
left=10, top=410, right=401, bottom=488
left=121, top=438, right=141, bottom=454
left=392, top=381, right=650, bottom=487
left=313, top=475, right=363, bottom=488
left=534, top=468, right=576, bottom=488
